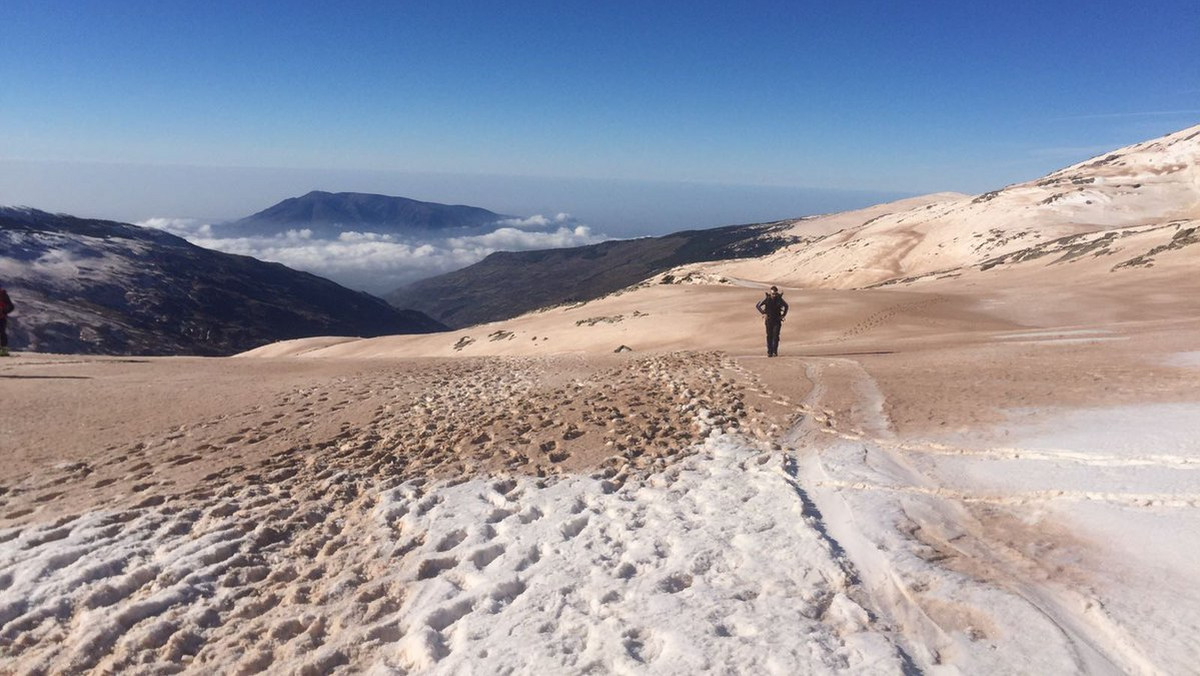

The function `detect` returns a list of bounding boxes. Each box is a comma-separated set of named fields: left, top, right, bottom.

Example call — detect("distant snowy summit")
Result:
left=221, top=191, right=512, bottom=238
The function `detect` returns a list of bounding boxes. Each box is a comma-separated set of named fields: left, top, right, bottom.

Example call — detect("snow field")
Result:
left=0, top=433, right=908, bottom=674
left=5, top=386, right=1196, bottom=674
left=799, top=398, right=1200, bottom=675
left=373, top=432, right=907, bottom=674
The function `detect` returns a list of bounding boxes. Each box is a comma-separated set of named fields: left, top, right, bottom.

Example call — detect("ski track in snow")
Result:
left=762, top=358, right=1195, bottom=675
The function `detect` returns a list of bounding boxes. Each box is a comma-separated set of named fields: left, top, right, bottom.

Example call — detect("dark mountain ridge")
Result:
left=0, top=207, right=446, bottom=355
left=386, top=220, right=799, bottom=328
left=223, top=191, right=511, bottom=238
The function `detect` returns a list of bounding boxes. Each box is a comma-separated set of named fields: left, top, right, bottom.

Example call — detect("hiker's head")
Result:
left=769, top=286, right=779, bottom=296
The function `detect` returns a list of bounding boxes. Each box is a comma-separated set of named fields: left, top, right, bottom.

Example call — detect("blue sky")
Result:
left=2, top=0, right=1198, bottom=233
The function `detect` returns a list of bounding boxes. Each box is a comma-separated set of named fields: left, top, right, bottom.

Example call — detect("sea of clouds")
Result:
left=138, top=214, right=608, bottom=295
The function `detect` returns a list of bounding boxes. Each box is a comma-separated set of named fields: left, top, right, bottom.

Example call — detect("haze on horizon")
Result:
left=2, top=1, right=1198, bottom=236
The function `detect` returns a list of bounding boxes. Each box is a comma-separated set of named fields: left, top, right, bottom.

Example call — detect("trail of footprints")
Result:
left=5, top=349, right=1179, bottom=671
left=0, top=352, right=804, bottom=672
left=364, top=436, right=890, bottom=672
left=0, top=354, right=771, bottom=527
left=835, top=298, right=946, bottom=342
left=1, top=464, right=416, bottom=673
left=0, top=439, right=709, bottom=673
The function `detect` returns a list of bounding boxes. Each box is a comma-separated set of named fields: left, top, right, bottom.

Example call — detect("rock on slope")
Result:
left=220, top=191, right=511, bottom=239
left=0, top=207, right=446, bottom=355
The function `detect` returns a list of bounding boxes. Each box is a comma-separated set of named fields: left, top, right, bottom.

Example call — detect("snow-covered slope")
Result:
left=713, top=123, right=1200, bottom=289
left=0, top=207, right=445, bottom=355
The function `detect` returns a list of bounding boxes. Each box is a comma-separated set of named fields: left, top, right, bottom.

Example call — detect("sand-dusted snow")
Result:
left=375, top=433, right=904, bottom=674
left=4, top=124, right=1200, bottom=673
left=4, top=288, right=1199, bottom=674
left=4, top=345, right=1196, bottom=673
left=2, top=433, right=907, bottom=674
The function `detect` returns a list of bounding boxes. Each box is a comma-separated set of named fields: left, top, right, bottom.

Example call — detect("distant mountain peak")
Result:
left=225, top=191, right=512, bottom=238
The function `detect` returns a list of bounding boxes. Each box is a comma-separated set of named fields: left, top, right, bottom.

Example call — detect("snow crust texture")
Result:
left=2, top=349, right=1197, bottom=674
left=1, top=435, right=907, bottom=674
left=373, top=434, right=904, bottom=674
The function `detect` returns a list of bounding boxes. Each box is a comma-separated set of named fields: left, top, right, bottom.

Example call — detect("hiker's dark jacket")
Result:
left=756, top=293, right=788, bottom=322
left=0, top=288, right=12, bottom=317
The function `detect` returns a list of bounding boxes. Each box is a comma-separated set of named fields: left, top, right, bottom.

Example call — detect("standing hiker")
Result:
left=755, top=286, right=788, bottom=357
left=0, top=283, right=13, bottom=356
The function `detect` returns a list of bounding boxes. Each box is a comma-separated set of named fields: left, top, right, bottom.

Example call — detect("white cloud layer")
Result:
left=138, top=217, right=214, bottom=238
left=494, top=213, right=575, bottom=229
left=138, top=215, right=607, bottom=294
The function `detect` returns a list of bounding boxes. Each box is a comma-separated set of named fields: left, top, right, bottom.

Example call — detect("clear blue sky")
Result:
left=2, top=0, right=1198, bottom=231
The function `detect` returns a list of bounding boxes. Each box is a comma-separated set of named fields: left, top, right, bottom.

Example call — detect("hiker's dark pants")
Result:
left=765, top=319, right=781, bottom=355
left=0, top=316, right=7, bottom=348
